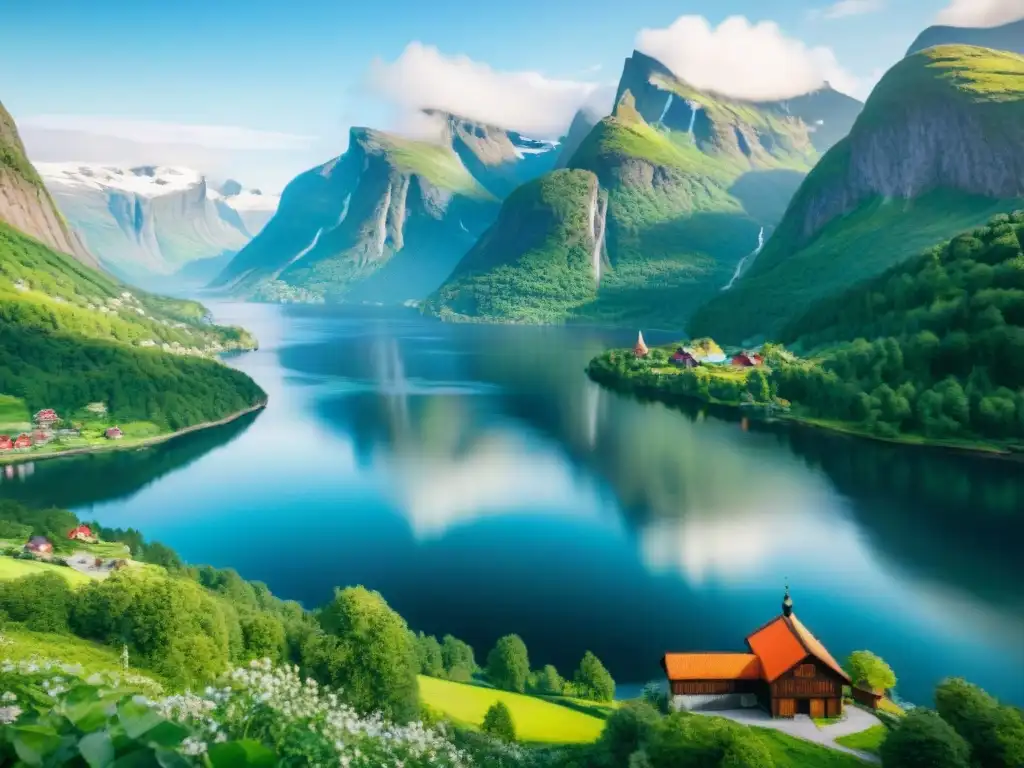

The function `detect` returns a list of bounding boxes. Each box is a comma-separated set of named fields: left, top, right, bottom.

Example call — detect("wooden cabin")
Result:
left=68, top=524, right=96, bottom=542
left=732, top=352, right=764, bottom=368
left=13, top=434, right=32, bottom=449
left=25, top=536, right=53, bottom=556
left=662, top=589, right=851, bottom=718
left=0, top=435, right=12, bottom=451
left=634, top=332, right=649, bottom=358
left=671, top=348, right=700, bottom=369
left=105, top=426, right=124, bottom=440
left=852, top=685, right=883, bottom=710
left=33, top=409, right=59, bottom=426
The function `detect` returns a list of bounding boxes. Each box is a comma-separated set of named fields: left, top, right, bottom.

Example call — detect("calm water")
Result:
left=2, top=303, right=1022, bottom=706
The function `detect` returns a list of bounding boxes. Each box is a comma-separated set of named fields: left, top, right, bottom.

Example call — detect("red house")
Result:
left=0, top=435, right=12, bottom=451
left=105, top=426, right=124, bottom=440
left=662, top=589, right=851, bottom=719
left=68, top=524, right=96, bottom=542
left=13, top=434, right=32, bottom=449
left=25, top=536, right=53, bottom=556
left=732, top=352, right=764, bottom=368
left=34, top=409, right=59, bottom=425
left=32, top=430, right=51, bottom=444
left=671, top=348, right=700, bottom=369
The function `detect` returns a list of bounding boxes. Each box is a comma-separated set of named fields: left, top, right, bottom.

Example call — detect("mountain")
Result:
left=907, top=18, right=1024, bottom=56
left=0, top=101, right=97, bottom=269
left=425, top=50, right=853, bottom=326
left=212, top=115, right=561, bottom=304
left=37, top=164, right=278, bottom=288
left=554, top=109, right=601, bottom=169
left=690, top=46, right=1024, bottom=344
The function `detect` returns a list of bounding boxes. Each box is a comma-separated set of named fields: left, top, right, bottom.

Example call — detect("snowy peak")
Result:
left=37, top=163, right=205, bottom=198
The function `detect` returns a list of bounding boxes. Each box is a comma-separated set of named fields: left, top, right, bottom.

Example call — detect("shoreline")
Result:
left=587, top=367, right=1024, bottom=463
left=0, top=402, right=267, bottom=467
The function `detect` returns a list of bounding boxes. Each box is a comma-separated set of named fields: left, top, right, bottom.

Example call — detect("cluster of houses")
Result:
left=23, top=525, right=96, bottom=556
left=633, top=332, right=765, bottom=369
left=0, top=409, right=123, bottom=452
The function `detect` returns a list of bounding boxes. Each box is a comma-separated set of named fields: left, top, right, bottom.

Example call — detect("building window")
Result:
left=795, top=664, right=816, bottom=678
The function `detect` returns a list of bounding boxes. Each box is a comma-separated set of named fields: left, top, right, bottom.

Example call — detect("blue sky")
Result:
left=0, top=0, right=1014, bottom=189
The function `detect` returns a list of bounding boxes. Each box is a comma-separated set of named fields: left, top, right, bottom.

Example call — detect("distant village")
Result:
left=632, top=331, right=766, bottom=369
left=0, top=407, right=124, bottom=454
left=11, top=522, right=132, bottom=580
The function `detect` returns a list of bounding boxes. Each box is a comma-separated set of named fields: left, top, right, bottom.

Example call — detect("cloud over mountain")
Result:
left=937, top=0, right=1024, bottom=27
left=367, top=42, right=611, bottom=138
left=635, top=15, right=862, bottom=100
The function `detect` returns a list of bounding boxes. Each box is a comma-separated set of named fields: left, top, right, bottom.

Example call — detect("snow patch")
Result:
left=36, top=163, right=203, bottom=197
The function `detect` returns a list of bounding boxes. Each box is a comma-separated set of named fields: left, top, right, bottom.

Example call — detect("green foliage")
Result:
left=0, top=501, right=77, bottom=551
left=415, top=631, right=446, bottom=678
left=845, top=650, right=897, bottom=692
left=572, top=651, right=615, bottom=702
left=597, top=700, right=660, bottom=766
left=646, top=713, right=774, bottom=768
left=0, top=572, right=72, bottom=633
left=0, top=101, right=44, bottom=188
left=881, top=709, right=971, bottom=768
left=482, top=701, right=517, bottom=742
left=486, top=635, right=531, bottom=693
left=440, top=634, right=477, bottom=683
left=834, top=725, right=887, bottom=756
left=530, top=664, right=565, bottom=696
left=935, top=677, right=1024, bottom=768
left=311, top=586, right=420, bottom=722
left=240, top=612, right=286, bottom=663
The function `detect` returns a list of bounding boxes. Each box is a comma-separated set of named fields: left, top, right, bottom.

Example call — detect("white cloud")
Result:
left=19, top=116, right=313, bottom=151
left=936, top=0, right=1024, bottom=27
left=367, top=42, right=606, bottom=138
left=823, top=0, right=885, bottom=19
left=635, top=15, right=863, bottom=100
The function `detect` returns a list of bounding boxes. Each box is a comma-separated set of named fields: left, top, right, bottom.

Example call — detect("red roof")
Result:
left=663, top=653, right=762, bottom=681
left=745, top=615, right=850, bottom=683
left=68, top=525, right=94, bottom=539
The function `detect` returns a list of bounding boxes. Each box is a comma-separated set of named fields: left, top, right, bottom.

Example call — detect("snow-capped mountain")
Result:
left=37, top=163, right=280, bottom=287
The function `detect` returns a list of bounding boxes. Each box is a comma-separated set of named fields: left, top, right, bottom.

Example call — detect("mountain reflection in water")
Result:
left=1, top=304, right=1021, bottom=706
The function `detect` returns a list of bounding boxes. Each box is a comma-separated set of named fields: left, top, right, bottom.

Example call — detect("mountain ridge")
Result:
left=907, top=18, right=1024, bottom=56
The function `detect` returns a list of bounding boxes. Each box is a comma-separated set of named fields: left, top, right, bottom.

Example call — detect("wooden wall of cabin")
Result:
left=670, top=680, right=762, bottom=696
left=770, top=660, right=844, bottom=699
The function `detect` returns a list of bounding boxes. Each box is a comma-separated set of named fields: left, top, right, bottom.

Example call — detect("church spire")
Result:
left=782, top=582, right=793, bottom=617
left=634, top=331, right=649, bottom=358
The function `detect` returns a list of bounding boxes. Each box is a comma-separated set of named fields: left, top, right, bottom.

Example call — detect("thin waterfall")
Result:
left=686, top=100, right=702, bottom=135
left=658, top=93, right=674, bottom=125
left=723, top=226, right=765, bottom=291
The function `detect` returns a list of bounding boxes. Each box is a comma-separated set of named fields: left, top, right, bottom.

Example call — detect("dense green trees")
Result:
left=482, top=701, right=517, bottom=742
left=598, top=701, right=661, bottom=766
left=573, top=651, right=616, bottom=702
left=0, top=572, right=72, bottom=632
left=529, top=664, right=566, bottom=696
left=441, top=633, right=478, bottom=682
left=487, top=634, right=532, bottom=693
left=414, top=631, right=446, bottom=678
left=935, top=678, right=1024, bottom=768
left=845, top=650, right=897, bottom=692
left=882, top=710, right=971, bottom=768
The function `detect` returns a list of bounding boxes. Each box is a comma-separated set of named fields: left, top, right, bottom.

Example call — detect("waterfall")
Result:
left=723, top=226, right=765, bottom=291
left=284, top=226, right=324, bottom=269
left=375, top=183, right=393, bottom=262
left=589, top=187, right=606, bottom=283
left=658, top=93, right=674, bottom=125
left=686, top=100, right=702, bottom=136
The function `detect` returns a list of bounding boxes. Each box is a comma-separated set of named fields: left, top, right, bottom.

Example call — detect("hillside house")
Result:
left=732, top=352, right=764, bottom=368
left=634, top=332, right=649, bottom=358
left=25, top=536, right=53, bottom=556
left=662, top=589, right=851, bottom=718
left=0, top=436, right=12, bottom=451
left=68, top=524, right=96, bottom=543
left=32, top=430, right=52, bottom=445
left=852, top=685, right=884, bottom=710
left=671, top=348, right=700, bottom=369
left=105, top=426, right=124, bottom=440
left=13, top=434, right=32, bottom=449
left=33, top=409, right=59, bottom=426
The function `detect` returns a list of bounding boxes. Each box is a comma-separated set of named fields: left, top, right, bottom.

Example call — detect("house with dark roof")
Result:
left=661, top=589, right=851, bottom=718
left=671, top=348, right=700, bottom=369
left=25, top=536, right=54, bottom=556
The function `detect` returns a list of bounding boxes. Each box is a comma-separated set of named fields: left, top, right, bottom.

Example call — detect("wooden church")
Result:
left=661, top=589, right=851, bottom=718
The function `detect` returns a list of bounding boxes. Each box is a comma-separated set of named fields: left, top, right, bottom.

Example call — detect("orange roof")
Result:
left=662, top=653, right=762, bottom=681
left=745, top=614, right=851, bottom=683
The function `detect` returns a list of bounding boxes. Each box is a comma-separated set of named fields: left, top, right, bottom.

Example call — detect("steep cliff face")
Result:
left=555, top=109, right=601, bottom=169
left=689, top=46, right=1024, bottom=343
left=907, top=18, right=1024, bottom=55
left=38, top=164, right=265, bottom=287
left=215, top=126, right=500, bottom=303
left=0, top=102, right=97, bottom=268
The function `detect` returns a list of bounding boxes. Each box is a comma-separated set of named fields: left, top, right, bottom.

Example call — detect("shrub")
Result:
left=935, top=677, right=1024, bottom=768
left=573, top=651, right=615, bottom=702
left=486, top=635, right=531, bottom=693
left=0, top=571, right=72, bottom=632
left=646, top=714, right=773, bottom=768
left=880, top=709, right=971, bottom=768
left=597, top=701, right=660, bottom=766
left=482, top=701, right=517, bottom=742
left=845, top=650, right=897, bottom=692
left=415, top=631, right=446, bottom=678
left=441, top=634, right=477, bottom=682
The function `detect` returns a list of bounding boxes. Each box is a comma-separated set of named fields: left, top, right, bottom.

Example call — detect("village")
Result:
left=3, top=521, right=140, bottom=582
left=0, top=404, right=127, bottom=457
left=632, top=330, right=766, bottom=370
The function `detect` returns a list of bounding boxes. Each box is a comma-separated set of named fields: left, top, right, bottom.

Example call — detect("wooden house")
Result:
left=671, top=348, right=700, bottom=369
left=732, top=352, right=764, bottom=368
left=68, top=524, right=96, bottom=543
left=662, top=589, right=851, bottom=718
left=33, top=409, right=59, bottom=426
left=634, top=332, right=649, bottom=358
left=13, top=434, right=32, bottom=449
left=105, top=426, right=124, bottom=440
left=0, top=435, right=12, bottom=451
left=852, top=685, right=883, bottom=710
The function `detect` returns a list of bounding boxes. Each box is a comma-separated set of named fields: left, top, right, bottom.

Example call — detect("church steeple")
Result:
left=782, top=583, right=793, bottom=617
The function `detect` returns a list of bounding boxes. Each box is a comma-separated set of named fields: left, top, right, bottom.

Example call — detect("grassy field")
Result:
left=835, top=725, right=888, bottom=756
left=0, top=394, right=30, bottom=430
left=418, top=676, right=607, bottom=744
left=0, top=556, right=91, bottom=585
left=754, top=727, right=873, bottom=767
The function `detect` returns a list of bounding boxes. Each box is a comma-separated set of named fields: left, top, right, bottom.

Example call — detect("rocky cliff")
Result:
left=689, top=46, right=1024, bottom=343
left=0, top=101, right=97, bottom=268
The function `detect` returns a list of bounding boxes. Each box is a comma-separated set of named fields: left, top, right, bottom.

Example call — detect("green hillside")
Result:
left=427, top=84, right=816, bottom=326
left=691, top=46, right=1024, bottom=344
left=0, top=220, right=265, bottom=435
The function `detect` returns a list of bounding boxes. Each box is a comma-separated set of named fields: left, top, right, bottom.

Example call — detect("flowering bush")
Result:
left=0, top=653, right=493, bottom=767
